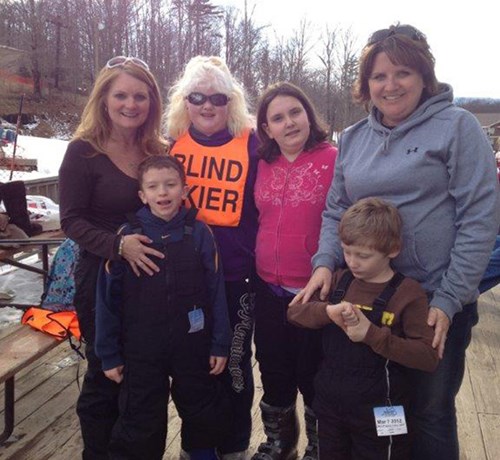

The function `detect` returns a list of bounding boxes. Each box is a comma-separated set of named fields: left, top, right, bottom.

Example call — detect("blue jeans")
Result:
left=410, top=302, right=478, bottom=460
left=478, top=235, right=500, bottom=293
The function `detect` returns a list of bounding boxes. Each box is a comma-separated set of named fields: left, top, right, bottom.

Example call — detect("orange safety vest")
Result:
left=171, top=130, right=250, bottom=227
left=21, top=307, right=81, bottom=341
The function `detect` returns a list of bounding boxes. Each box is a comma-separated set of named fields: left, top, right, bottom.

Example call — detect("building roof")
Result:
left=473, top=113, right=500, bottom=128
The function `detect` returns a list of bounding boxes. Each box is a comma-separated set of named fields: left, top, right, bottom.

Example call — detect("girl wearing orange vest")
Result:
left=165, top=56, right=258, bottom=460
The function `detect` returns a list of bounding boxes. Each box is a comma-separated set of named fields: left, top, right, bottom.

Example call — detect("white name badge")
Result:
left=373, top=405, right=408, bottom=437
left=188, top=308, right=205, bottom=333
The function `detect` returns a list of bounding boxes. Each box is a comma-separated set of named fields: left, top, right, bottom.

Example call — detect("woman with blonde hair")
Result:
left=165, top=55, right=258, bottom=460
left=59, top=56, right=167, bottom=459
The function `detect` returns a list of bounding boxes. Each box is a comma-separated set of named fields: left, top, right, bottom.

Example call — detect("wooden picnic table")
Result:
left=0, top=230, right=65, bottom=307
left=0, top=325, right=63, bottom=444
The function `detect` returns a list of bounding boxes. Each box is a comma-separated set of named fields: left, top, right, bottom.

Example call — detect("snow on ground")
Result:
left=0, top=306, right=23, bottom=329
left=1, top=134, right=68, bottom=181
left=0, top=256, right=54, bottom=329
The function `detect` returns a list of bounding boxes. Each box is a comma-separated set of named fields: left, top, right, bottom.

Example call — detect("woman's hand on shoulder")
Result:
left=121, top=234, right=164, bottom=276
left=291, top=266, right=333, bottom=305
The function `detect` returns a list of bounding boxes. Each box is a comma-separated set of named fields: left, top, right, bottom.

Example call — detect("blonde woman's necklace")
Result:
left=106, top=141, right=145, bottom=177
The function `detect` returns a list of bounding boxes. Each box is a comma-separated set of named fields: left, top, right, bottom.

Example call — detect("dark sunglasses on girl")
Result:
left=106, top=56, right=150, bottom=71
left=186, top=92, right=230, bottom=107
left=367, top=25, right=426, bottom=46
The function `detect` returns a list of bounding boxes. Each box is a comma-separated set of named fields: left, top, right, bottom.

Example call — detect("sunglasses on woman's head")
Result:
left=367, top=25, right=426, bottom=46
left=186, top=92, right=230, bottom=107
left=106, top=56, right=150, bottom=71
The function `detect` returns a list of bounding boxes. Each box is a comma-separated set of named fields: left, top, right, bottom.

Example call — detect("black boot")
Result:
left=301, top=406, right=318, bottom=460
left=252, top=401, right=299, bottom=460
left=1, top=181, right=42, bottom=236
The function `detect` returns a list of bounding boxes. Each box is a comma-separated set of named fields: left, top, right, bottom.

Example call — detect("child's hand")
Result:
left=342, top=304, right=370, bottom=342
left=209, top=356, right=227, bottom=375
left=104, top=365, right=124, bottom=384
left=341, top=303, right=359, bottom=327
left=326, top=302, right=351, bottom=330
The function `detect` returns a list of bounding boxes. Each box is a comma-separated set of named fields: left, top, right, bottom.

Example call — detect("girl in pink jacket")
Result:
left=252, top=82, right=337, bottom=460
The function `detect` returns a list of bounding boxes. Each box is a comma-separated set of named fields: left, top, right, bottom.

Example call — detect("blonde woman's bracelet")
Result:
left=118, top=236, right=125, bottom=256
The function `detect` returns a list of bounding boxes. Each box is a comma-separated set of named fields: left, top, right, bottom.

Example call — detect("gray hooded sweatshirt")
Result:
left=313, top=84, right=500, bottom=320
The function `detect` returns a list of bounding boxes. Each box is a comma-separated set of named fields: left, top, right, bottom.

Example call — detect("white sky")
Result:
left=219, top=0, right=500, bottom=99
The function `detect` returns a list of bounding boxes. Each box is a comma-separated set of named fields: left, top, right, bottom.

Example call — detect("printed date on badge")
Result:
left=373, top=405, right=408, bottom=436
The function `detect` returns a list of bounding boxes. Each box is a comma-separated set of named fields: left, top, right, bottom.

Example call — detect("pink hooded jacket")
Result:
left=255, top=142, right=337, bottom=288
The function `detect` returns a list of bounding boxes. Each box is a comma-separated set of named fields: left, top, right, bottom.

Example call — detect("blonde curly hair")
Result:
left=164, top=55, right=254, bottom=139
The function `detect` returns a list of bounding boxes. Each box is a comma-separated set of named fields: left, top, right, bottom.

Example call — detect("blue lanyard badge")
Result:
left=188, top=308, right=205, bottom=333
left=373, top=405, right=407, bottom=436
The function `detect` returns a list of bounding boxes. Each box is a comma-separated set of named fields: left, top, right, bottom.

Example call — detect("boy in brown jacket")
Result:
left=288, top=197, right=439, bottom=459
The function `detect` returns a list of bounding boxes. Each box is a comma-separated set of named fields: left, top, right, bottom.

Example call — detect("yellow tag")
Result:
left=381, top=311, right=395, bottom=326
left=355, top=304, right=373, bottom=311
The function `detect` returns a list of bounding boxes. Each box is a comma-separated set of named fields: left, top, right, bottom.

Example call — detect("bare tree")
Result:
left=77, top=0, right=103, bottom=81
left=253, top=43, right=272, bottom=92
left=147, top=0, right=161, bottom=69
left=0, top=1, right=23, bottom=48
left=169, top=0, right=223, bottom=75
left=0, top=0, right=365, bottom=131
left=223, top=1, right=265, bottom=101
left=334, top=28, right=363, bottom=133
left=223, top=6, right=239, bottom=69
left=190, top=0, right=223, bottom=55
left=282, top=19, right=313, bottom=86
left=317, top=25, right=338, bottom=137
left=15, top=0, right=49, bottom=98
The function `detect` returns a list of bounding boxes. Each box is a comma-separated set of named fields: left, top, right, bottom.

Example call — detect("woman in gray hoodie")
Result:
left=293, top=24, right=500, bottom=460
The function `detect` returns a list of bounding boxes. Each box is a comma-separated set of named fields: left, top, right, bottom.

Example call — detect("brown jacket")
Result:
left=288, top=269, right=439, bottom=373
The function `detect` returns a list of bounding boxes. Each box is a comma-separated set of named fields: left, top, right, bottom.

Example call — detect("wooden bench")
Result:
left=0, top=324, right=63, bottom=444
left=0, top=231, right=67, bottom=443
